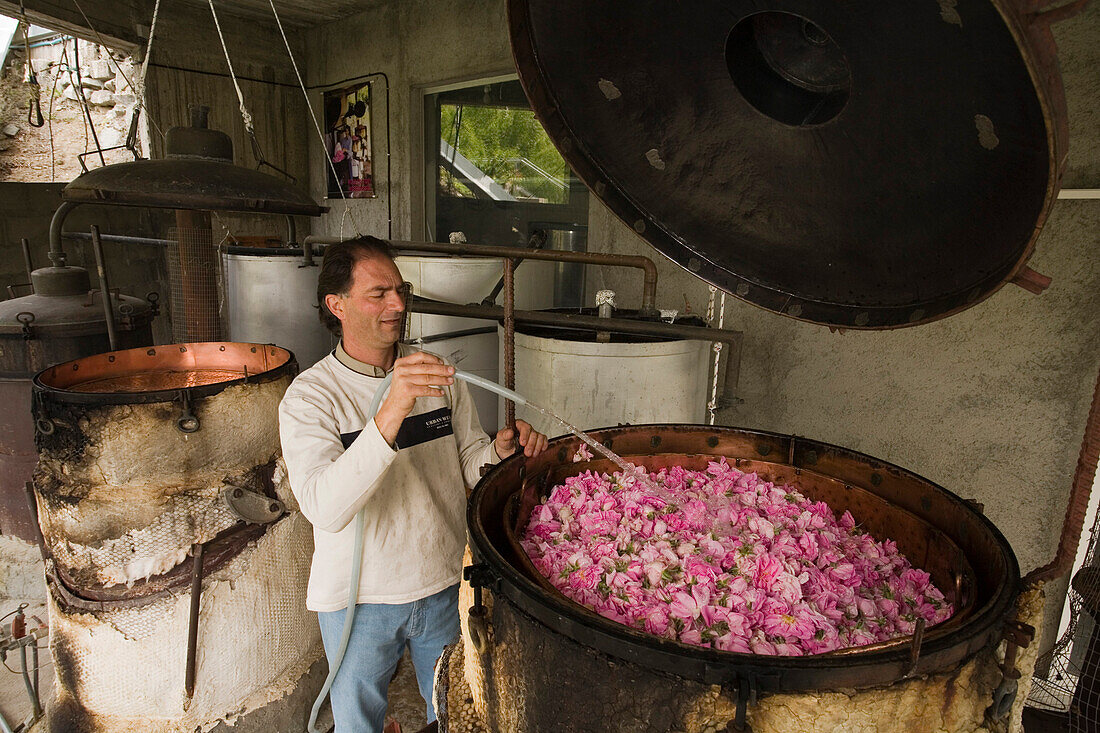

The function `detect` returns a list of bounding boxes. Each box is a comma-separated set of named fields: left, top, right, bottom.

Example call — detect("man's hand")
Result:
left=494, top=420, right=549, bottom=460
left=374, top=352, right=454, bottom=446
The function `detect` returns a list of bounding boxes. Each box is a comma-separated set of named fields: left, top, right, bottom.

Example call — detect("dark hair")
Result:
left=316, top=236, right=397, bottom=336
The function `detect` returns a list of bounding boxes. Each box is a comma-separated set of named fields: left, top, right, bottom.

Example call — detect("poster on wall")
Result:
left=324, top=82, right=374, bottom=198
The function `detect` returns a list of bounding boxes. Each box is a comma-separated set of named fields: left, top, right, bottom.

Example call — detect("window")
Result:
left=424, top=78, right=589, bottom=308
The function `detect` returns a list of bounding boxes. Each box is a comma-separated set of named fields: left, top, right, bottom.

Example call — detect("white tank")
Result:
left=500, top=324, right=710, bottom=438
left=222, top=247, right=336, bottom=368
left=398, top=255, right=554, bottom=432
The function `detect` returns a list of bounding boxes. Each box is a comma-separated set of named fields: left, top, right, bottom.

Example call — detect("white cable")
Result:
left=266, top=0, right=362, bottom=238
left=207, top=0, right=255, bottom=136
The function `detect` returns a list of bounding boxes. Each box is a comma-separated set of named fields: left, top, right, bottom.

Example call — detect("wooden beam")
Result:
left=0, top=0, right=145, bottom=49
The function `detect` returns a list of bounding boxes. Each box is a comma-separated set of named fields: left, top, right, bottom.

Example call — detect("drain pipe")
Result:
left=308, top=370, right=531, bottom=733
left=1024, top=364, right=1100, bottom=584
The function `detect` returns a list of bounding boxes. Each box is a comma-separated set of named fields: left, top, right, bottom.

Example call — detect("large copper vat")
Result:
left=31, top=343, right=322, bottom=733
left=460, top=425, right=1020, bottom=731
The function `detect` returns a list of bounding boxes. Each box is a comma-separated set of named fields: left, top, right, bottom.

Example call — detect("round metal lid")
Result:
left=508, top=0, right=1067, bottom=328
left=62, top=159, right=327, bottom=217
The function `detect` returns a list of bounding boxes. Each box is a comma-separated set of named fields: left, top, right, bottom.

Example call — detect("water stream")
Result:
left=522, top=402, right=662, bottom=495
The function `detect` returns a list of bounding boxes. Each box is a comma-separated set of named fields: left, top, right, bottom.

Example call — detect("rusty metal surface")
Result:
left=1026, top=364, right=1100, bottom=584
left=34, top=342, right=294, bottom=402
left=507, top=0, right=1076, bottom=328
left=468, top=424, right=1020, bottom=691
left=0, top=380, right=39, bottom=541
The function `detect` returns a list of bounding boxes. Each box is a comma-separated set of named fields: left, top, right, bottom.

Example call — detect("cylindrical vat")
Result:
left=459, top=425, right=1024, bottom=732
left=0, top=266, right=154, bottom=545
left=31, top=343, right=321, bottom=732
left=500, top=322, right=709, bottom=436
left=222, top=246, right=336, bottom=368
left=398, top=255, right=554, bottom=431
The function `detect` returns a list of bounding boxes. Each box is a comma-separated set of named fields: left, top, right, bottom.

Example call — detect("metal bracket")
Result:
left=904, top=617, right=927, bottom=677
left=725, top=675, right=758, bottom=732
left=221, top=486, right=285, bottom=524
left=17, top=311, right=35, bottom=340
left=176, top=390, right=200, bottom=433
left=463, top=564, right=495, bottom=656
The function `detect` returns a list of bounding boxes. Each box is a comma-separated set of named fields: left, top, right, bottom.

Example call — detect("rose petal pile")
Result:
left=520, top=455, right=953, bottom=656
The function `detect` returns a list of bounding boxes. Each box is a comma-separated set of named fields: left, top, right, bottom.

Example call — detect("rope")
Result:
left=19, top=1, right=44, bottom=127
left=206, top=0, right=255, bottom=136
left=267, top=0, right=362, bottom=237
left=706, top=285, right=726, bottom=425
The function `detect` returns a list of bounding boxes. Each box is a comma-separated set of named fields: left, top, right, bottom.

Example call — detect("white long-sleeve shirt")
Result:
left=278, top=342, right=498, bottom=611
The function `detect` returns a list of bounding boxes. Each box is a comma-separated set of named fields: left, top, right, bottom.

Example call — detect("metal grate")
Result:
left=167, top=225, right=225, bottom=343
left=1028, top=479, right=1100, bottom=730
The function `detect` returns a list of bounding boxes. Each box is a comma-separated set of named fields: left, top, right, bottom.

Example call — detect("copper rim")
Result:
left=33, top=342, right=296, bottom=404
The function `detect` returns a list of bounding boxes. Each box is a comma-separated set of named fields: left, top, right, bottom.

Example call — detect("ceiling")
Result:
left=180, top=0, right=376, bottom=28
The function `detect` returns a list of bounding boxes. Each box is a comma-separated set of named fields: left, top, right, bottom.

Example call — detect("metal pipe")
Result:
left=286, top=215, right=297, bottom=247
left=19, top=642, right=40, bottom=718
left=184, top=542, right=206, bottom=703
left=1025, top=364, right=1100, bottom=584
left=63, top=231, right=174, bottom=247
left=48, top=200, right=80, bottom=266
left=303, top=236, right=661, bottom=315
left=503, top=259, right=516, bottom=428
left=20, top=238, right=33, bottom=281
left=411, top=326, right=498, bottom=345
left=301, top=239, right=316, bottom=268
left=409, top=296, right=743, bottom=348
left=90, top=226, right=119, bottom=351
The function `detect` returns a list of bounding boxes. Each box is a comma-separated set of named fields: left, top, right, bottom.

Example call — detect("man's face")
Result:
left=326, top=254, right=406, bottom=353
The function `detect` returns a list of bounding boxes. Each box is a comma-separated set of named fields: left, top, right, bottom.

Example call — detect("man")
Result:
left=278, top=236, right=548, bottom=732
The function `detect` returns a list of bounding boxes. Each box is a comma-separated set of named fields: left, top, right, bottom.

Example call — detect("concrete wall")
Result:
left=304, top=0, right=515, bottom=241
left=145, top=1, right=314, bottom=239
left=0, top=182, right=172, bottom=343
left=304, top=0, right=1100, bottom=657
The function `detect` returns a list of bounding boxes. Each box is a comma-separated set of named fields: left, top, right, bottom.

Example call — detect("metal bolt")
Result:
left=707, top=436, right=719, bottom=448
left=650, top=435, right=661, bottom=448
left=269, top=502, right=280, bottom=513
left=871, top=472, right=883, bottom=486
left=233, top=488, right=243, bottom=499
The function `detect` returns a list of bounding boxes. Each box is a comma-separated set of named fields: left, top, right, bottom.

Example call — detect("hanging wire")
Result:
left=266, top=0, right=363, bottom=238
left=206, top=0, right=255, bottom=136
left=69, top=35, right=106, bottom=168
left=46, top=46, right=66, bottom=181
left=69, top=0, right=165, bottom=142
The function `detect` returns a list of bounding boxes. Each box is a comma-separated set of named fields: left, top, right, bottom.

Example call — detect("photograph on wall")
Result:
left=323, top=83, right=374, bottom=198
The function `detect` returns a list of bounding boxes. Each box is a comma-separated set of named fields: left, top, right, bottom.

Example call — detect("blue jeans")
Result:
left=317, top=584, right=460, bottom=733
